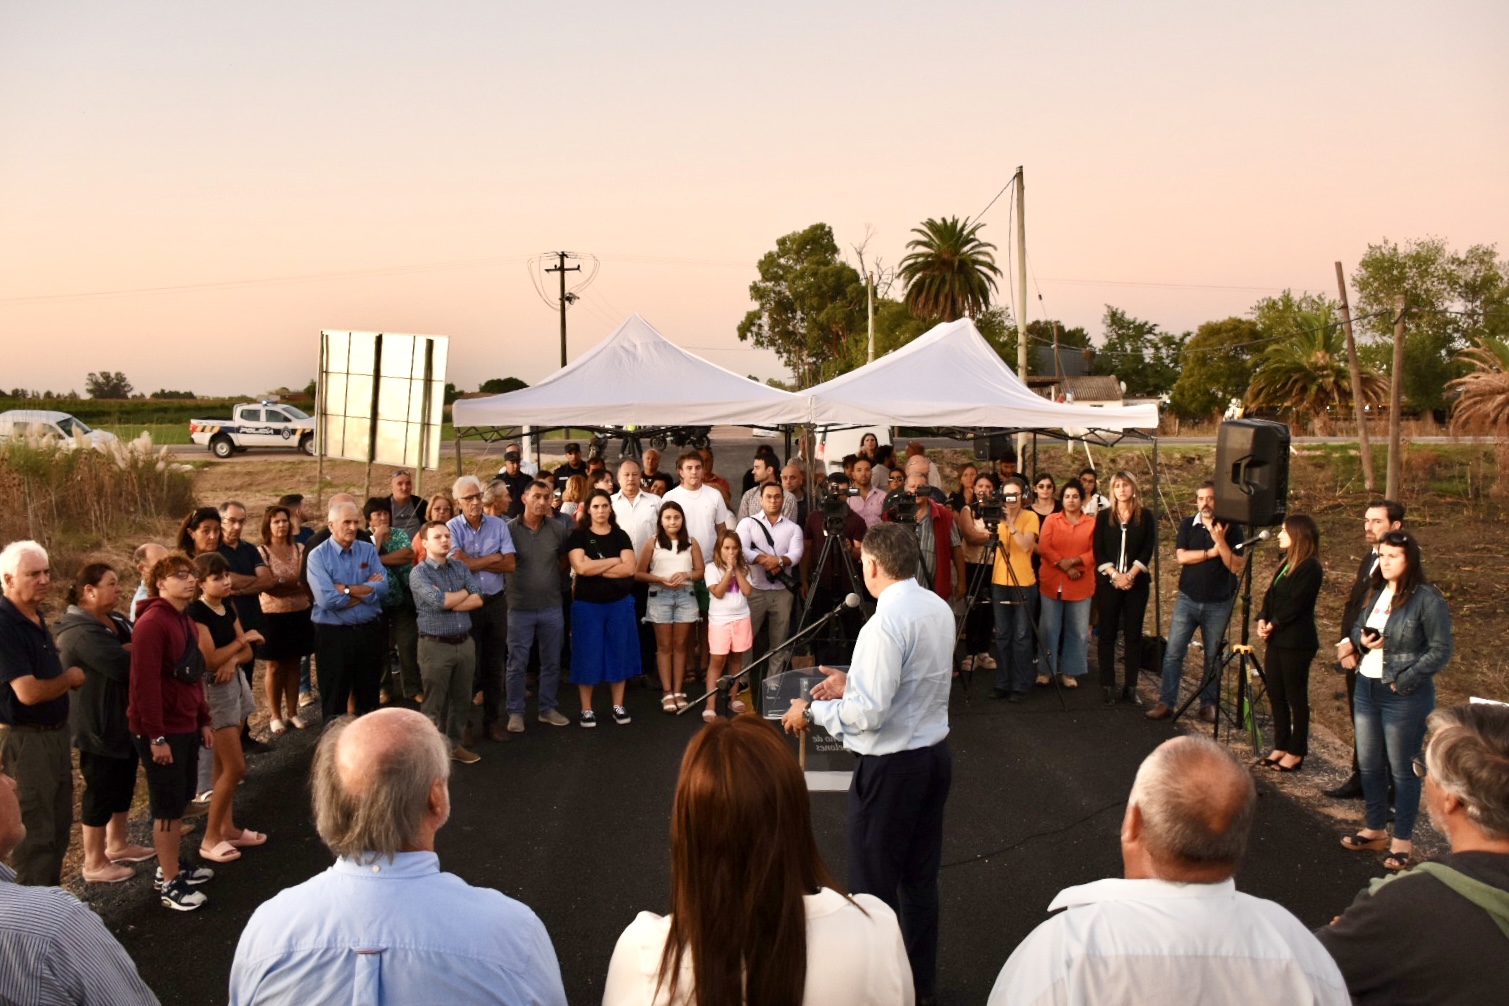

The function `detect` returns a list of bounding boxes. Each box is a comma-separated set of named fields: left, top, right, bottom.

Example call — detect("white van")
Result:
left=0, top=410, right=120, bottom=450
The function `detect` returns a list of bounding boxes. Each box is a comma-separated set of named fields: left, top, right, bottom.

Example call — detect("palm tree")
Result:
left=1447, top=336, right=1509, bottom=434
left=1245, top=303, right=1388, bottom=433
left=897, top=217, right=1002, bottom=322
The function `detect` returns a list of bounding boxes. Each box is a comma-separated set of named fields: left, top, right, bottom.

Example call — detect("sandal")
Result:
left=673, top=693, right=689, bottom=712
left=227, top=829, right=267, bottom=848
left=702, top=707, right=718, bottom=722
left=1257, top=753, right=1284, bottom=768
left=1340, top=832, right=1389, bottom=851
left=82, top=862, right=135, bottom=884
left=199, top=841, right=241, bottom=863
left=1274, top=757, right=1305, bottom=773
left=661, top=694, right=678, bottom=714
left=268, top=719, right=287, bottom=735
left=107, top=845, right=156, bottom=864
left=289, top=715, right=308, bottom=730
left=1383, top=851, right=1414, bottom=872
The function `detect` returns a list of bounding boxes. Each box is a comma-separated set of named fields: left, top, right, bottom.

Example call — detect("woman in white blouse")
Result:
left=603, top=717, right=914, bottom=1006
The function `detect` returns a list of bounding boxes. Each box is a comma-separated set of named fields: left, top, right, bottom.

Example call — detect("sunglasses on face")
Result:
left=167, top=569, right=199, bottom=582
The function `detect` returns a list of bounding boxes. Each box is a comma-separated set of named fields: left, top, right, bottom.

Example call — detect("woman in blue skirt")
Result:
left=566, top=489, right=642, bottom=727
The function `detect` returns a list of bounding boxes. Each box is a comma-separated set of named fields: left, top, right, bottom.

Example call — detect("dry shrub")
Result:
left=0, top=430, right=195, bottom=549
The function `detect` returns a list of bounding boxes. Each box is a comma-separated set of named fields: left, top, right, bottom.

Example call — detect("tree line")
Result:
left=738, top=225, right=1509, bottom=434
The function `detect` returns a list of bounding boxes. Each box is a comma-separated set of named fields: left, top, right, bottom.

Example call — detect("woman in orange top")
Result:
left=1037, top=481, right=1096, bottom=686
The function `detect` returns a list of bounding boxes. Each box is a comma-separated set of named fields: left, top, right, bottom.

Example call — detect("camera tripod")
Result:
left=955, top=508, right=1068, bottom=711
left=1172, top=536, right=1271, bottom=748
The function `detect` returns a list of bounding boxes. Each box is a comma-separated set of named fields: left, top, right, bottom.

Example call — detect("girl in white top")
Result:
left=636, top=502, right=704, bottom=714
left=702, top=530, right=752, bottom=721
left=603, top=716, right=913, bottom=1006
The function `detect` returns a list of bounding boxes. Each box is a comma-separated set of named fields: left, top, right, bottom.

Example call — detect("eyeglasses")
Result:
left=1411, top=754, right=1428, bottom=779
left=167, top=569, right=200, bottom=581
left=458, top=493, right=483, bottom=503
left=888, top=473, right=904, bottom=483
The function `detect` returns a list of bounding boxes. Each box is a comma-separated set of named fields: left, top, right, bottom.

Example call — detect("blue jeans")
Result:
left=1355, top=675, right=1434, bottom=840
left=1159, top=593, right=1235, bottom=708
left=505, top=606, right=564, bottom=715
left=991, top=585, right=1038, bottom=693
left=1039, top=595, right=1091, bottom=679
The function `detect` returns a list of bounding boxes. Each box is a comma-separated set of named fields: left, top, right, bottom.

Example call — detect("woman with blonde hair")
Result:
left=1092, top=470, right=1155, bottom=705
left=604, top=717, right=911, bottom=1005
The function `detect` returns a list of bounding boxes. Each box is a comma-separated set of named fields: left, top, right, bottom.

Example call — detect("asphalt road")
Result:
left=95, top=669, right=1387, bottom=1006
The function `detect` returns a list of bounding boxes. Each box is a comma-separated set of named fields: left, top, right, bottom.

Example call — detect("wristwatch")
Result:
left=341, top=585, right=351, bottom=596
left=151, top=736, right=167, bottom=746
left=802, top=704, right=813, bottom=724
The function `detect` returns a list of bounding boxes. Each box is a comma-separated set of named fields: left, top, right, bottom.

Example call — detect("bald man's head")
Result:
left=313, top=709, right=451, bottom=862
left=1126, top=736, right=1256, bottom=879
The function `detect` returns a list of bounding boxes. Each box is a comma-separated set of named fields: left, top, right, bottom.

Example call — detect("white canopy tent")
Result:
left=802, top=318, right=1159, bottom=433
left=450, top=314, right=812, bottom=429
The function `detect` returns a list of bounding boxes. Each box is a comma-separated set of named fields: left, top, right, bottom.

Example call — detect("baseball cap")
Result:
left=504, top=450, right=521, bottom=462
left=565, top=442, right=581, bottom=453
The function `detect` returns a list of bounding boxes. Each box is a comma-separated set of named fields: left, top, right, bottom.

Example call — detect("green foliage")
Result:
left=149, top=389, right=196, bottom=400
left=1092, top=307, right=1184, bottom=397
left=897, top=216, right=1003, bottom=322
left=1351, top=237, right=1509, bottom=413
left=478, top=377, right=529, bottom=395
left=738, top=223, right=868, bottom=386
left=1168, top=317, right=1261, bottom=420
left=85, top=371, right=133, bottom=399
left=443, top=382, right=461, bottom=405
left=1448, top=336, right=1509, bottom=434
left=1245, top=291, right=1387, bottom=433
left=0, top=396, right=245, bottom=426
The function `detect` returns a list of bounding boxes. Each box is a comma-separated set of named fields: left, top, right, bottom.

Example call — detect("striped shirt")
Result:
left=409, top=558, right=482, bottom=637
left=0, top=863, right=160, bottom=1005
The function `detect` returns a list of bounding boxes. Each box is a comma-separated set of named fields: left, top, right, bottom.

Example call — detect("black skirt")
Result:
left=261, top=608, right=315, bottom=660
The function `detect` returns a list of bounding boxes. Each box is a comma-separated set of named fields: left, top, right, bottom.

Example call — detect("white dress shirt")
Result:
left=603, top=888, right=913, bottom=1006
left=988, top=877, right=1349, bottom=1006
left=611, top=489, right=662, bottom=556
left=809, top=577, right=952, bottom=756
left=736, top=512, right=804, bottom=590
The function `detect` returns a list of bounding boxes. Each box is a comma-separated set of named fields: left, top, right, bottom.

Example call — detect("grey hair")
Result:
left=217, top=500, right=246, bottom=518
left=1426, top=704, right=1509, bottom=841
left=452, top=475, right=482, bottom=499
left=861, top=523, right=919, bottom=581
left=326, top=500, right=360, bottom=524
left=312, top=715, right=451, bottom=864
left=0, top=540, right=48, bottom=582
left=482, top=480, right=508, bottom=505
left=1129, top=737, right=1256, bottom=869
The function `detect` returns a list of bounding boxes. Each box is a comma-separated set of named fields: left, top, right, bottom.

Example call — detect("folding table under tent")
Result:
left=450, top=313, right=813, bottom=461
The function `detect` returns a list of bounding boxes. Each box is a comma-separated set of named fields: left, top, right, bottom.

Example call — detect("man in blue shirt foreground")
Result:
left=229, top=707, right=566, bottom=1006
left=783, top=521, right=953, bottom=1006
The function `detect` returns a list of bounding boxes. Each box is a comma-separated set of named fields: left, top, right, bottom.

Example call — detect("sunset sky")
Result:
left=2, top=2, right=1504, bottom=397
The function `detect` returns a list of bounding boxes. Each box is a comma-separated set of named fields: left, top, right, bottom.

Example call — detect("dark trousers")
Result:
left=385, top=604, right=421, bottom=699
left=1096, top=579, right=1149, bottom=691
left=848, top=740, right=952, bottom=1000
left=470, top=591, right=508, bottom=725
left=314, top=619, right=386, bottom=721
left=1266, top=645, right=1317, bottom=756
left=0, top=726, right=72, bottom=886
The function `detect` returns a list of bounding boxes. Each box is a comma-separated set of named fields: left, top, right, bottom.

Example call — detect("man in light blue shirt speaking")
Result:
left=229, top=708, right=566, bottom=1006
left=783, top=522, right=953, bottom=1006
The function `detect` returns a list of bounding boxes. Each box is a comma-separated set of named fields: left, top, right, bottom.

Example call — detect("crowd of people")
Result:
left=0, top=434, right=1497, bottom=1005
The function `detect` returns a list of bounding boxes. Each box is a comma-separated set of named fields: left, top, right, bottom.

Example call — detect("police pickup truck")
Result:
left=189, top=402, right=316, bottom=458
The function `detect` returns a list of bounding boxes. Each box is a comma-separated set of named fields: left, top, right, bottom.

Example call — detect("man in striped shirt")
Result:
left=0, top=771, right=160, bottom=1005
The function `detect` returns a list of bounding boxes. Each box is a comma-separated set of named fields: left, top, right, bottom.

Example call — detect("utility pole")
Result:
left=1385, top=296, right=1407, bottom=500
left=544, top=251, right=581, bottom=367
left=1335, top=261, right=1376, bottom=491
left=867, top=272, right=875, bottom=363
left=1014, top=166, right=1028, bottom=461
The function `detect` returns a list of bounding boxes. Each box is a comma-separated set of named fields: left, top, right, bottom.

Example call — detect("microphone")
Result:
left=1234, top=529, right=1271, bottom=551
left=841, top=593, right=861, bottom=609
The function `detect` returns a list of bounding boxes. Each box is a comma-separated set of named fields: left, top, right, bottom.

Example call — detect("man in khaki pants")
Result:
left=408, top=523, right=484, bottom=764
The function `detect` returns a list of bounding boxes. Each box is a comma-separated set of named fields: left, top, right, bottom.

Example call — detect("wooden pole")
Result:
left=1335, top=262, right=1375, bottom=491
left=1385, top=297, right=1406, bottom=500
left=1014, top=166, right=1028, bottom=461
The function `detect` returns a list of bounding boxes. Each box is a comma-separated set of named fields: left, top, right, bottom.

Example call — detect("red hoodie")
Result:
left=127, top=596, right=209, bottom=738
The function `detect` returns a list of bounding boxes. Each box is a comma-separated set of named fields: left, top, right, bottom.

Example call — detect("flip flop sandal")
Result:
left=108, top=848, right=157, bottom=864
left=227, top=829, right=267, bottom=848
left=1340, top=832, right=1389, bottom=851
left=1383, top=851, right=1414, bottom=872
left=661, top=694, right=678, bottom=713
left=200, top=841, right=241, bottom=863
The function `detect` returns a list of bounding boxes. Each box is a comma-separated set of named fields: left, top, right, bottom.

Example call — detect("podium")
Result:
left=761, top=668, right=856, bottom=792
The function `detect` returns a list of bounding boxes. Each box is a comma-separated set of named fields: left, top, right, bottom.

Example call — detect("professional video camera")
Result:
left=974, top=489, right=1009, bottom=528
left=883, top=487, right=919, bottom=524
left=820, top=474, right=860, bottom=519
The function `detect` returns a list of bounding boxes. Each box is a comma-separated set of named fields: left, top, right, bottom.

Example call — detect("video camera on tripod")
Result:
left=974, top=488, right=1014, bottom=528
left=883, top=488, right=919, bottom=524
left=819, top=474, right=860, bottom=529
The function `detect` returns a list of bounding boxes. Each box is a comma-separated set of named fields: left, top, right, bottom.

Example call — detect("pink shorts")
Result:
left=707, top=617, right=753, bottom=656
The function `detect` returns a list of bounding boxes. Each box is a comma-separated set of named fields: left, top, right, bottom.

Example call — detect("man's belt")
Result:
left=2, top=721, right=66, bottom=733
left=479, top=590, right=506, bottom=603
left=420, top=632, right=471, bottom=645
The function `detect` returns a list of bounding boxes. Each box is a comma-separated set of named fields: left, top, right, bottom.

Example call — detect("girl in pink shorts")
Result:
left=703, top=529, right=753, bottom=721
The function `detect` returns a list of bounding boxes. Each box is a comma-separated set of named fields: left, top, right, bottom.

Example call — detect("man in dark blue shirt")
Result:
left=1147, top=481, right=1245, bottom=722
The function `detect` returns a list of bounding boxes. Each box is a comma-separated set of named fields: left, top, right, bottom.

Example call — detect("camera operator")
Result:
left=801, top=474, right=868, bottom=663
left=990, top=476, right=1041, bottom=701
left=885, top=471, right=964, bottom=604
left=956, top=472, right=1001, bottom=674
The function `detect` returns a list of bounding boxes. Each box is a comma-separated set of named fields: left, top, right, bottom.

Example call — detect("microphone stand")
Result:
left=677, top=596, right=859, bottom=719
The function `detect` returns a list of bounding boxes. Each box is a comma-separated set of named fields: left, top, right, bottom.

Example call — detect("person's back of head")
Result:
left=313, top=709, right=451, bottom=864
left=1425, top=703, right=1509, bottom=845
left=1125, top=736, right=1257, bottom=882
left=661, top=717, right=836, bottom=1006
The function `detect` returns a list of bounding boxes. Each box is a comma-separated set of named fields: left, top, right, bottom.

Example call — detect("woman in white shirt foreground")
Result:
left=603, top=716, right=913, bottom=1006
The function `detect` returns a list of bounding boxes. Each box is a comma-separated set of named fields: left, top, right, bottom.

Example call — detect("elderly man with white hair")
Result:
left=988, top=735, right=1348, bottom=1006
left=229, top=708, right=565, bottom=1005
left=446, top=476, right=520, bottom=741
left=305, top=502, right=388, bottom=722
left=0, top=540, right=86, bottom=885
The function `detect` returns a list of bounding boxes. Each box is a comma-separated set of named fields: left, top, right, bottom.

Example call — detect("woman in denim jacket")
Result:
left=1339, top=530, right=1453, bottom=872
